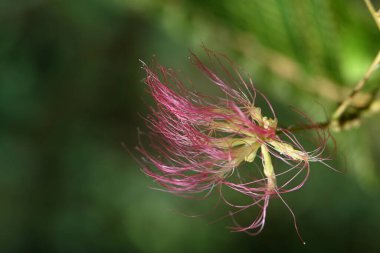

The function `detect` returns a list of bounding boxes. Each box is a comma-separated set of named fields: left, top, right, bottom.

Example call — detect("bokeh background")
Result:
left=1, top=0, right=380, bottom=252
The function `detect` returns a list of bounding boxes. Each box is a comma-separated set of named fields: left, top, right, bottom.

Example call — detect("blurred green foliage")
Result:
left=1, top=0, right=380, bottom=252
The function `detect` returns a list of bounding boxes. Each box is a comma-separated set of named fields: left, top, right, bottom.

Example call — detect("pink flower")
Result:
left=136, top=49, right=329, bottom=240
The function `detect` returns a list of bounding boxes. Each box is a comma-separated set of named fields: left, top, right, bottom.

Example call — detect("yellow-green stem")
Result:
left=261, top=144, right=277, bottom=190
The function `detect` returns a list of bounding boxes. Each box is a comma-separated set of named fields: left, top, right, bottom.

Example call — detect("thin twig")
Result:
left=328, top=0, right=380, bottom=131
left=364, top=0, right=380, bottom=30
left=331, top=51, right=380, bottom=121
left=281, top=122, right=330, bottom=133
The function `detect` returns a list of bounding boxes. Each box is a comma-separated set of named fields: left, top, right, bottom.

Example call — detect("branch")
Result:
left=328, top=0, right=380, bottom=132
left=364, top=0, right=380, bottom=30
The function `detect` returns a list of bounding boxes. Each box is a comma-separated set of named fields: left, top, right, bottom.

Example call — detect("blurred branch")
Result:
left=329, top=0, right=380, bottom=131
left=364, top=0, right=380, bottom=30
left=223, top=26, right=372, bottom=107
left=330, top=51, right=380, bottom=130
left=241, top=39, right=371, bottom=106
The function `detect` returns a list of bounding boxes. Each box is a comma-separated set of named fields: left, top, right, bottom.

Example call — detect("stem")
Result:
left=261, top=144, right=277, bottom=190
left=364, top=0, right=380, bottom=30
left=331, top=51, right=380, bottom=121
left=321, top=1, right=380, bottom=131
left=283, top=122, right=330, bottom=133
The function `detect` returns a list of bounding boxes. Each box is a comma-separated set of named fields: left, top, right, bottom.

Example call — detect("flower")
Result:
left=136, top=49, right=328, bottom=239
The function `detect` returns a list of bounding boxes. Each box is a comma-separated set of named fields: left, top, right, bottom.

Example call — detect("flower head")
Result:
left=136, top=49, right=328, bottom=239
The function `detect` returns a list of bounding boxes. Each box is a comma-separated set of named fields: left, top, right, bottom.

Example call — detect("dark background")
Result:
left=1, top=0, right=380, bottom=252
